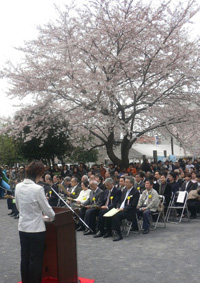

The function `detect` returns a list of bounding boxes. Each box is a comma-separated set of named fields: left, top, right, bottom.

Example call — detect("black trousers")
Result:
left=85, top=208, right=100, bottom=232
left=12, top=203, right=19, bottom=215
left=7, top=198, right=13, bottom=210
left=19, top=231, right=45, bottom=283
left=187, top=199, right=200, bottom=216
left=112, top=211, right=135, bottom=234
left=97, top=209, right=111, bottom=233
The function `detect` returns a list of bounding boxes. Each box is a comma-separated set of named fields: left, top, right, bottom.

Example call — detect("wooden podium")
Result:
left=42, top=207, right=78, bottom=283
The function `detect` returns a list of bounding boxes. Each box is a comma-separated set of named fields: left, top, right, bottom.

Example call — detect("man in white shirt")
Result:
left=111, top=176, right=140, bottom=241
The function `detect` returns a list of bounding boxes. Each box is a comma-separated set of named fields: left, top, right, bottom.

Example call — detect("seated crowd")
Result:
left=1, top=158, right=200, bottom=241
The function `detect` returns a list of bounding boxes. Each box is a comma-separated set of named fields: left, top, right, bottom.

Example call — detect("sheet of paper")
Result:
left=177, top=191, right=186, bottom=203
left=43, top=216, right=52, bottom=222
left=103, top=208, right=119, bottom=217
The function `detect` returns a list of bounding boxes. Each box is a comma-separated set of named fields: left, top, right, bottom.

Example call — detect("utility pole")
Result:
left=171, top=137, right=174, bottom=155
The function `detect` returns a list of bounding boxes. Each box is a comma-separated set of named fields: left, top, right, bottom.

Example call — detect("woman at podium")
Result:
left=15, top=161, right=55, bottom=283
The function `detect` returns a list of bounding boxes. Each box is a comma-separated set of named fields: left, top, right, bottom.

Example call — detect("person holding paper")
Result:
left=66, top=177, right=82, bottom=199
left=71, top=181, right=91, bottom=207
left=180, top=173, right=197, bottom=193
left=77, top=180, right=104, bottom=233
left=111, top=176, right=140, bottom=241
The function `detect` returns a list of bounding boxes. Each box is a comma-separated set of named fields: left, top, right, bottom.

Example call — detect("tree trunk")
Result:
left=120, top=135, right=131, bottom=170
left=105, top=133, right=130, bottom=170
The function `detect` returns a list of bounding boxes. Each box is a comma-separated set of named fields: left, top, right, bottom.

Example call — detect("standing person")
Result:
left=99, top=163, right=106, bottom=179
left=15, top=161, right=55, bottom=283
left=141, top=159, right=152, bottom=173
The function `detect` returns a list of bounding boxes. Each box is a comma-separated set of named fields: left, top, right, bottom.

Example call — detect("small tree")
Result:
left=0, top=134, right=23, bottom=166
left=4, top=104, right=73, bottom=165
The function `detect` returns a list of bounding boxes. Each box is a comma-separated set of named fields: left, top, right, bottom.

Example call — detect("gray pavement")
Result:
left=1, top=198, right=200, bottom=283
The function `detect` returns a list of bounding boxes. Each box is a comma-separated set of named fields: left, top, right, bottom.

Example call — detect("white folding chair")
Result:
left=165, top=191, right=189, bottom=223
left=165, top=193, right=174, bottom=222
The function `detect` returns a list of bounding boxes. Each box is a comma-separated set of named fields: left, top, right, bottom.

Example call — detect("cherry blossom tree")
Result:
left=2, top=0, right=200, bottom=168
left=3, top=103, right=72, bottom=165
left=164, top=108, right=200, bottom=157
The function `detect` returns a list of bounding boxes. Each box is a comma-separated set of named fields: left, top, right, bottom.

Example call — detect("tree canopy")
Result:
left=4, top=104, right=72, bottom=165
left=0, top=134, right=21, bottom=166
left=2, top=0, right=200, bottom=168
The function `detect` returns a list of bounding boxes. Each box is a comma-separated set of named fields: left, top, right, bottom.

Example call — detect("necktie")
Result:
left=92, top=191, right=96, bottom=204
left=105, top=190, right=111, bottom=206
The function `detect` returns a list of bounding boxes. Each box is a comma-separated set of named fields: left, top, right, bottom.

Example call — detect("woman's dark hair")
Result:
left=82, top=180, right=89, bottom=187
left=26, top=161, right=45, bottom=182
left=169, top=172, right=176, bottom=180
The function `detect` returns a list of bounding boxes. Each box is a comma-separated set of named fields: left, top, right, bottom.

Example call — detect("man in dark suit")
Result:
left=111, top=176, right=139, bottom=241
left=135, top=174, right=145, bottom=194
left=45, top=175, right=59, bottom=207
left=76, top=180, right=104, bottom=232
left=174, top=171, right=184, bottom=187
left=180, top=173, right=197, bottom=193
left=92, top=177, right=121, bottom=238
left=66, top=177, right=82, bottom=199
left=159, top=174, right=172, bottom=207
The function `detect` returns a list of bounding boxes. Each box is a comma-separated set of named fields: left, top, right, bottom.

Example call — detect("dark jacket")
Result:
left=103, top=186, right=121, bottom=210
left=68, top=185, right=82, bottom=199
left=82, top=187, right=104, bottom=206
left=158, top=182, right=172, bottom=206
left=47, top=183, right=59, bottom=207
left=180, top=181, right=197, bottom=193
left=118, top=187, right=140, bottom=214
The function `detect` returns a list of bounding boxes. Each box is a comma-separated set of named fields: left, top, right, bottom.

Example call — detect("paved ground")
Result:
left=1, top=198, right=200, bottom=283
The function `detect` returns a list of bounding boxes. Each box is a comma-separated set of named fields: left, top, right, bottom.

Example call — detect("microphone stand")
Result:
left=0, top=184, right=12, bottom=193
left=49, top=185, right=93, bottom=233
